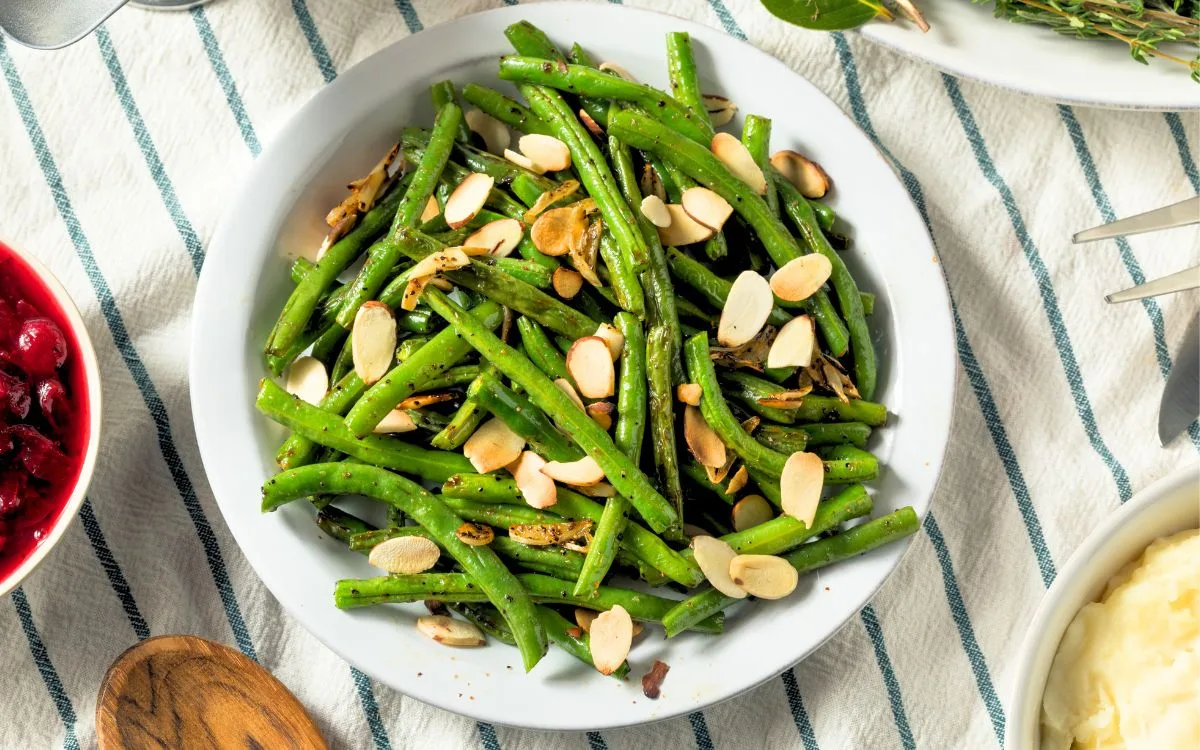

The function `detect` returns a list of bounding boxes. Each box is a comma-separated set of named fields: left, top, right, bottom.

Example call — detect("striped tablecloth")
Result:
left=1, top=0, right=1196, bottom=747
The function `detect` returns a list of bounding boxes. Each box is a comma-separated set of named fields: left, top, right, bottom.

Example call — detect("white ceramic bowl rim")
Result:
left=0, top=244, right=103, bottom=597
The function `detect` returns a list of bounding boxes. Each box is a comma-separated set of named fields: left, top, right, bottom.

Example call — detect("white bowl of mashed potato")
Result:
left=1007, top=462, right=1199, bottom=750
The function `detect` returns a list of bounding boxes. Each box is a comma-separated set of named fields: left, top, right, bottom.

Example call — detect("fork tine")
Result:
left=1073, top=196, right=1200, bottom=244
left=1105, top=264, right=1200, bottom=304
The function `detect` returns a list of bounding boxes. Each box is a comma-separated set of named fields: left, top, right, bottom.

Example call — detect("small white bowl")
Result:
left=1006, top=462, right=1200, bottom=749
left=0, top=244, right=103, bottom=598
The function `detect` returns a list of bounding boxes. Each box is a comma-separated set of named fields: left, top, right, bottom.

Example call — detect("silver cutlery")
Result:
left=1159, top=313, right=1199, bottom=446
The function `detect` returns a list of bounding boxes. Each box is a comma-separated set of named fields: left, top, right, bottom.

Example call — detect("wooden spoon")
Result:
left=96, top=635, right=326, bottom=749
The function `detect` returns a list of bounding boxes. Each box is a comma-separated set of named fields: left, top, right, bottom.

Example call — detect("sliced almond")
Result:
left=456, top=522, right=494, bottom=547
left=285, top=356, right=328, bottom=405
left=523, top=180, right=581, bottom=223
left=373, top=409, right=417, bottom=434
left=566, top=337, right=615, bottom=399
left=656, top=204, right=715, bottom=247
left=351, top=301, right=396, bottom=385
left=684, top=523, right=712, bottom=539
left=586, top=401, right=614, bottom=430
left=732, top=494, right=773, bottom=531
left=400, top=275, right=428, bottom=312
left=770, top=255, right=832, bottom=302
left=542, top=456, right=605, bottom=486
left=465, top=109, right=511, bottom=155
left=729, top=555, right=799, bottom=599
left=767, top=315, right=816, bottom=369
left=552, top=267, right=584, bottom=299
left=578, top=109, right=604, bottom=138
left=509, top=451, right=558, bottom=509
left=504, top=148, right=546, bottom=175
left=509, top=519, right=592, bottom=546
left=725, top=465, right=749, bottom=495
left=575, top=607, right=598, bottom=632
left=570, top=214, right=603, bottom=288
left=705, top=453, right=736, bottom=485
left=530, top=206, right=578, bottom=257
left=519, top=133, right=572, bottom=172
left=681, top=187, right=733, bottom=231
left=593, top=323, right=625, bottom=361
left=444, top=173, right=495, bottom=229
left=408, top=248, right=471, bottom=281
left=741, top=415, right=761, bottom=434
left=553, top=378, right=586, bottom=412
left=676, top=383, right=702, bottom=406
left=394, top=392, right=455, bottom=410
left=598, top=61, right=637, bottom=82
left=780, top=451, right=824, bottom=528
left=589, top=605, right=633, bottom=675
left=416, top=615, right=486, bottom=647
left=368, top=535, right=440, bottom=574
left=641, top=164, right=666, bottom=202
left=575, top=482, right=615, bottom=498
left=718, top=271, right=773, bottom=347
left=711, top=133, right=766, bottom=194
left=421, top=195, right=441, bottom=224
left=640, top=195, right=671, bottom=228
left=691, top=536, right=746, bottom=599
left=703, top=94, right=738, bottom=127
left=464, top=218, right=523, bottom=258
left=684, top=405, right=727, bottom=469
left=770, top=150, right=830, bottom=199
left=463, top=417, right=526, bottom=474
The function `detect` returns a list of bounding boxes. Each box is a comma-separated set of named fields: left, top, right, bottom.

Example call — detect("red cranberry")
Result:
left=0, top=371, right=29, bottom=420
left=14, top=318, right=67, bottom=378
left=35, top=379, right=69, bottom=432
left=0, top=472, right=25, bottom=517
left=0, top=427, right=11, bottom=456
left=15, top=300, right=39, bottom=319
left=0, top=299, right=18, bottom=343
left=8, top=425, right=68, bottom=481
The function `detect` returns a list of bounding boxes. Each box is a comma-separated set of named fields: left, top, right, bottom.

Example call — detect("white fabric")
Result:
left=1, top=1, right=1197, bottom=747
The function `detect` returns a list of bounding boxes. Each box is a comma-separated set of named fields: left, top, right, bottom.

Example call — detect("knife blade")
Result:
left=1159, top=312, right=1200, bottom=446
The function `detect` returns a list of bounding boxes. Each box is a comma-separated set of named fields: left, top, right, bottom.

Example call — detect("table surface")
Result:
left=0, top=1, right=1196, bottom=748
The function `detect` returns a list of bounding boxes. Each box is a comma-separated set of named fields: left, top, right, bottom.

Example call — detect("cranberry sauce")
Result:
left=0, top=242, right=90, bottom=581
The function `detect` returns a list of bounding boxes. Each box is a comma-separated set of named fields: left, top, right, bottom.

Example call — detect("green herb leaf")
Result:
left=760, top=0, right=892, bottom=31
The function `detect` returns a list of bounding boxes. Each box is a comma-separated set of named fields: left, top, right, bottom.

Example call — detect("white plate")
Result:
left=861, top=2, right=1199, bottom=110
left=190, top=2, right=954, bottom=730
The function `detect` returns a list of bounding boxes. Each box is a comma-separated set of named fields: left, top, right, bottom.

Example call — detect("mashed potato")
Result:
left=1040, top=528, right=1200, bottom=750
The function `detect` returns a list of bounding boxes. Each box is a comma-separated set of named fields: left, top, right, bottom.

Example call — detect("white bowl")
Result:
left=189, top=2, right=955, bottom=730
left=0, top=244, right=103, bottom=598
left=1006, top=462, right=1200, bottom=749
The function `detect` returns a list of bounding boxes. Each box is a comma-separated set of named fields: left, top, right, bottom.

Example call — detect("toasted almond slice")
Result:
left=676, top=383, right=702, bottom=406
left=725, top=465, right=749, bottom=495
left=408, top=248, right=472, bottom=281
left=463, top=417, right=526, bottom=474
left=400, top=275, right=428, bottom=312
left=684, top=405, right=727, bottom=469
left=542, top=456, right=605, bottom=486
left=711, top=133, right=766, bottom=194
left=640, top=195, right=671, bottom=228
left=641, top=163, right=666, bottom=202
left=523, top=181, right=582, bottom=223
left=684, top=523, right=712, bottom=539
left=770, top=150, right=830, bottom=199
left=578, top=109, right=604, bottom=138
left=576, top=482, right=615, bottom=498
left=590, top=605, right=633, bottom=675
left=368, top=535, right=440, bottom=574
left=718, top=271, right=773, bottom=347
left=464, top=218, right=523, bottom=258
left=598, top=61, right=637, bottom=82
left=593, top=323, right=625, bottom=361
left=530, top=206, right=578, bottom=256
left=656, top=204, right=715, bottom=247
left=553, top=378, right=586, bottom=412
left=732, top=494, right=773, bottom=531
left=427, top=276, right=454, bottom=291
left=767, top=315, right=816, bottom=369
left=552, top=268, right=584, bottom=299
left=641, top=659, right=669, bottom=698
left=456, top=522, right=494, bottom=547
left=741, top=415, right=761, bottom=434
left=586, top=401, right=614, bottom=430
left=285, top=356, right=328, bottom=405
left=373, top=409, right=417, bottom=434
left=509, top=519, right=592, bottom=546
left=575, top=607, right=598, bottom=632
left=780, top=451, right=824, bottom=528
left=509, top=451, right=558, bottom=509
left=465, top=109, right=511, bottom=155
left=566, top=337, right=615, bottom=399
left=394, top=392, right=455, bottom=410
left=703, top=94, right=738, bottom=127
left=681, top=187, right=733, bottom=231
left=705, top=453, right=735, bottom=485
left=770, top=255, right=833, bottom=302
left=729, top=554, right=799, bottom=599
left=421, top=195, right=441, bottom=223
left=352, top=301, right=396, bottom=385
left=519, top=134, right=572, bottom=172
left=444, top=173, right=495, bottom=229
left=504, top=148, right=546, bottom=175
left=691, top=536, right=746, bottom=599
left=416, top=615, right=486, bottom=647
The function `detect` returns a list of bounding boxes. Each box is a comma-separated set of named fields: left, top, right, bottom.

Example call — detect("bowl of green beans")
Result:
left=190, top=1, right=954, bottom=731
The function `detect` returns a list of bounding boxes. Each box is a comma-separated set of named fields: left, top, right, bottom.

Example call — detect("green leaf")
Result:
left=760, top=0, right=890, bottom=31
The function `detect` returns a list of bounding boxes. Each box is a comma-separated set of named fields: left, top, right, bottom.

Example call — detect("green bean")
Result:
left=665, top=32, right=708, bottom=123
left=664, top=247, right=792, bottom=328
left=257, top=380, right=472, bottom=484
left=790, top=395, right=888, bottom=426
left=266, top=325, right=321, bottom=378
left=429, top=369, right=492, bottom=451
left=537, top=606, right=629, bottom=680
left=684, top=333, right=788, bottom=478
left=276, top=370, right=366, bottom=470
left=646, top=325, right=685, bottom=525
left=775, top=174, right=876, bottom=398
left=413, top=365, right=481, bottom=392
left=330, top=331, right=356, bottom=383
left=812, top=200, right=837, bottom=233
left=343, top=300, right=503, bottom=437
left=509, top=174, right=549, bottom=209
left=597, top=233, right=646, bottom=317
left=442, top=472, right=528, bottom=503
left=742, top=114, right=779, bottom=219
left=505, top=19, right=567, bottom=61
left=860, top=291, right=875, bottom=316
left=462, top=83, right=553, bottom=136
left=719, top=371, right=797, bottom=425
left=516, top=316, right=571, bottom=381
left=567, top=43, right=610, bottom=129
left=290, top=257, right=316, bottom=285
left=401, top=127, right=555, bottom=192
left=674, top=296, right=715, bottom=324
left=347, top=525, right=432, bottom=552
left=817, top=445, right=880, bottom=483
left=491, top=535, right=585, bottom=580
left=680, top=460, right=733, bottom=504
left=263, top=462, right=547, bottom=670
left=498, top=57, right=713, bottom=146
left=490, top=257, right=554, bottom=290
left=316, top=505, right=376, bottom=548
left=756, top=423, right=873, bottom=454
left=473, top=372, right=583, bottom=462
left=310, top=322, right=350, bottom=367
left=514, top=232, right=561, bottom=272
left=396, top=308, right=435, bottom=333
left=430, top=81, right=472, bottom=143
left=450, top=602, right=516, bottom=646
